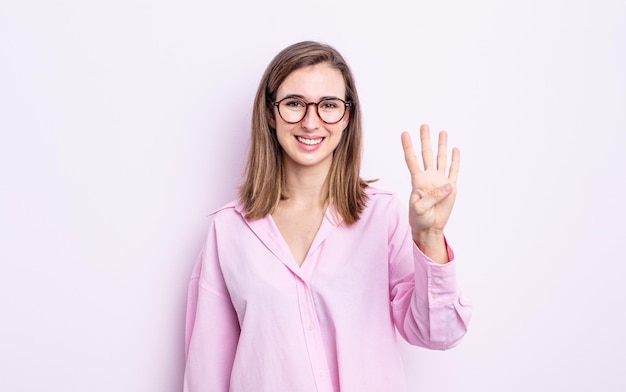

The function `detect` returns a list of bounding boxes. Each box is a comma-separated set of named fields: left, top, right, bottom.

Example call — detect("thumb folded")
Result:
left=416, top=183, right=453, bottom=213
left=440, top=183, right=453, bottom=195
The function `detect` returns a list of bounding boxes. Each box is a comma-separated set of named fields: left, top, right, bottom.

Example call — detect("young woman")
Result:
left=184, top=41, right=472, bottom=392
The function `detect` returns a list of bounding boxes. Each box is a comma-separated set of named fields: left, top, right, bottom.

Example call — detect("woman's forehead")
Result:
left=277, top=64, right=346, bottom=99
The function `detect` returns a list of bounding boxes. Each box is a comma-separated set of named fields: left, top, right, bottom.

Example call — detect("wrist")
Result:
left=412, top=228, right=444, bottom=243
left=412, top=229, right=449, bottom=264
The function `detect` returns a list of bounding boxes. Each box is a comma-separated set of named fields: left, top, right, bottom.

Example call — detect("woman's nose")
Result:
left=300, top=103, right=322, bottom=130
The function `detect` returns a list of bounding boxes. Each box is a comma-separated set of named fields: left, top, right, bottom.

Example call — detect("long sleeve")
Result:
left=387, top=197, right=472, bottom=350
left=182, top=193, right=470, bottom=391
left=184, top=223, right=240, bottom=392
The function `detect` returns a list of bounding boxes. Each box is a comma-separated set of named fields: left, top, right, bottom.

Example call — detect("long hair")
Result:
left=238, top=41, right=370, bottom=225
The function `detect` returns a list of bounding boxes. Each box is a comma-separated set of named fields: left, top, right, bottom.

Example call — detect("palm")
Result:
left=401, top=124, right=460, bottom=234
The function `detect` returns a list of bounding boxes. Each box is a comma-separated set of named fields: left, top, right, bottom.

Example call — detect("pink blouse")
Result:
left=184, top=188, right=472, bottom=391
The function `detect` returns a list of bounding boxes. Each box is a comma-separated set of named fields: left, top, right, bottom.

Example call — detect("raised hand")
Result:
left=401, top=124, right=460, bottom=263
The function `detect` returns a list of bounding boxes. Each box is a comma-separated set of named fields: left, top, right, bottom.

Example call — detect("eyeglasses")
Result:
left=273, top=96, right=352, bottom=125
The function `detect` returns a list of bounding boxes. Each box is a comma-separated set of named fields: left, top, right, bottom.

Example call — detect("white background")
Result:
left=1, top=0, right=625, bottom=391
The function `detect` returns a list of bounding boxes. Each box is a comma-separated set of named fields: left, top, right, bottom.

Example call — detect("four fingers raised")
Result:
left=401, top=124, right=460, bottom=182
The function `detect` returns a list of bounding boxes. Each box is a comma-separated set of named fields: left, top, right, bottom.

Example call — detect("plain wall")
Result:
left=1, top=0, right=625, bottom=391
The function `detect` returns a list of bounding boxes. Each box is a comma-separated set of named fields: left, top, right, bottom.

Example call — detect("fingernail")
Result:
left=443, top=184, right=452, bottom=193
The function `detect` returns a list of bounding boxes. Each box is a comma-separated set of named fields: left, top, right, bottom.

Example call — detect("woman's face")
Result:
left=272, top=63, right=349, bottom=173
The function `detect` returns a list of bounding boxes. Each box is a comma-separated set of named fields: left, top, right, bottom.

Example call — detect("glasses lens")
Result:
left=317, top=99, right=345, bottom=124
left=278, top=98, right=307, bottom=123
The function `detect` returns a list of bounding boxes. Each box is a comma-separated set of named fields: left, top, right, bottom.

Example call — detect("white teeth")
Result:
left=296, top=136, right=323, bottom=145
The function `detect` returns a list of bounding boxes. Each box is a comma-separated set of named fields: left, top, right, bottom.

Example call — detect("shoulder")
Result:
left=364, top=186, right=402, bottom=208
left=205, top=199, right=247, bottom=226
left=352, top=186, right=408, bottom=237
left=361, top=186, right=405, bottom=219
left=200, top=200, right=253, bottom=251
left=208, top=200, right=240, bottom=217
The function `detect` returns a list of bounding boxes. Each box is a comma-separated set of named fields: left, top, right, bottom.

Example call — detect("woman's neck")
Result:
left=282, top=160, right=330, bottom=207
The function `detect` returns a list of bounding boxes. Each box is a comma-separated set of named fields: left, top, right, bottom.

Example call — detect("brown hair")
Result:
left=238, top=41, right=370, bottom=225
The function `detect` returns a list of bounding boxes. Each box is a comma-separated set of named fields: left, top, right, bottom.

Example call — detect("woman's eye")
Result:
left=321, top=101, right=339, bottom=109
left=285, top=100, right=305, bottom=108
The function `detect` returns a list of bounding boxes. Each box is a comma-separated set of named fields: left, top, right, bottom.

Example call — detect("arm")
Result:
left=390, top=124, right=471, bottom=349
left=388, top=197, right=472, bottom=350
left=184, top=225, right=240, bottom=392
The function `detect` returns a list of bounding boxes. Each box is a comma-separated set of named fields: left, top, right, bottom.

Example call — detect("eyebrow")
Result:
left=278, top=94, right=345, bottom=101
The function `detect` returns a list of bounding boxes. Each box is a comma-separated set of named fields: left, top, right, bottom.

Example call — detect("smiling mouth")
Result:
left=296, top=136, right=324, bottom=146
